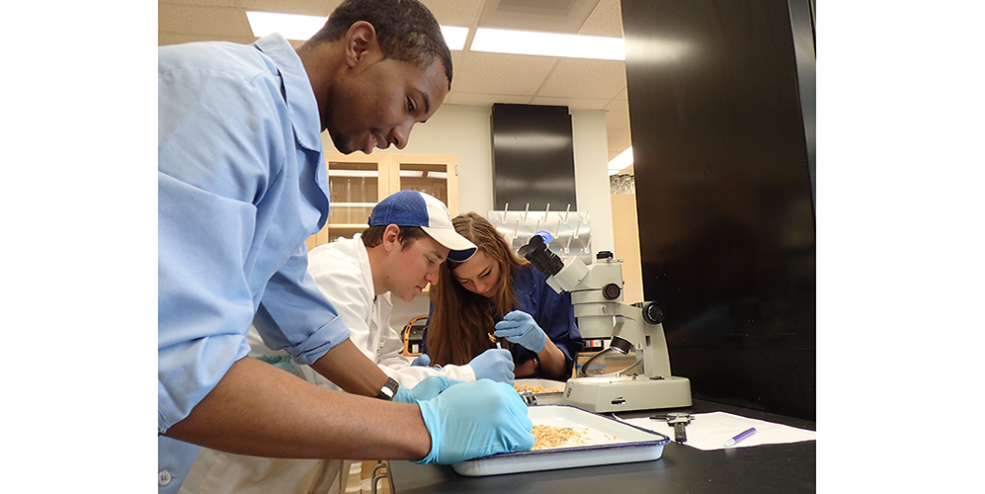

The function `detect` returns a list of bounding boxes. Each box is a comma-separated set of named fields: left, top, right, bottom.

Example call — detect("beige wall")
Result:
left=320, top=104, right=494, bottom=217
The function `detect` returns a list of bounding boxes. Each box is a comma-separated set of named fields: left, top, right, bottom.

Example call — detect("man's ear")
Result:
left=343, top=20, right=379, bottom=68
left=382, top=224, right=401, bottom=252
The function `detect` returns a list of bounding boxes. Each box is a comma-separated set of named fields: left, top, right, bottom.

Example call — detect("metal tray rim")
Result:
left=473, top=405, right=670, bottom=460
left=514, top=378, right=566, bottom=396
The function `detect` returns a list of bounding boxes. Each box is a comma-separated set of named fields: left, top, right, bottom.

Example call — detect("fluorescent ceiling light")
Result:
left=471, top=28, right=624, bottom=61
left=608, top=146, right=633, bottom=175
left=440, top=26, right=469, bottom=51
left=246, top=11, right=467, bottom=50
left=246, top=11, right=325, bottom=40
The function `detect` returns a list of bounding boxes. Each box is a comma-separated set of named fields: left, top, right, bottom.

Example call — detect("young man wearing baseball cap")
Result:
left=304, top=190, right=515, bottom=386
left=179, top=190, right=516, bottom=494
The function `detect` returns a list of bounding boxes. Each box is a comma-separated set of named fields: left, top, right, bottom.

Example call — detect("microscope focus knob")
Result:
left=641, top=302, right=665, bottom=325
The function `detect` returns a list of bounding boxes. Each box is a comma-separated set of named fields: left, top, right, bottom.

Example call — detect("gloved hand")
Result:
left=494, top=310, right=547, bottom=352
left=468, top=348, right=515, bottom=385
left=393, top=375, right=463, bottom=403
left=414, top=379, right=535, bottom=464
left=410, top=354, right=431, bottom=367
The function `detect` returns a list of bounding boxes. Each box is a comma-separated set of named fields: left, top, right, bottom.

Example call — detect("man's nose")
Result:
left=391, top=120, right=413, bottom=149
left=425, top=265, right=440, bottom=284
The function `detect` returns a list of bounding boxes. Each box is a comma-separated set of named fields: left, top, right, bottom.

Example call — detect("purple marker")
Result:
left=724, top=427, right=757, bottom=447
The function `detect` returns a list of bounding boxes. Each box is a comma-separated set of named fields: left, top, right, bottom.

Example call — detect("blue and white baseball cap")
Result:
left=368, top=190, right=477, bottom=262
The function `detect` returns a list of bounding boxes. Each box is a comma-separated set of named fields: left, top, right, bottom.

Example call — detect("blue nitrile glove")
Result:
left=411, top=354, right=431, bottom=367
left=468, top=348, right=515, bottom=385
left=494, top=310, right=547, bottom=352
left=414, top=380, right=535, bottom=464
left=393, top=376, right=463, bottom=403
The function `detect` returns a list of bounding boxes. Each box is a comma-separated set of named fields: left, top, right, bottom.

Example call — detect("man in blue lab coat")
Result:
left=158, top=1, right=533, bottom=493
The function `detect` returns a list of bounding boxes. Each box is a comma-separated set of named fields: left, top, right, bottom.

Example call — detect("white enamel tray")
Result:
left=514, top=378, right=566, bottom=405
left=451, top=405, right=670, bottom=477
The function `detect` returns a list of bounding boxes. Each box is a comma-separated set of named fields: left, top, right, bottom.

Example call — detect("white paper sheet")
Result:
left=616, top=411, right=816, bottom=451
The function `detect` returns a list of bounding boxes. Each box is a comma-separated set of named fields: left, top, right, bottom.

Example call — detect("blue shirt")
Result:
left=158, top=34, right=349, bottom=493
left=424, top=264, right=583, bottom=378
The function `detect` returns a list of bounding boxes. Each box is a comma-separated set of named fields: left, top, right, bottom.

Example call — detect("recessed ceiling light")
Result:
left=471, top=28, right=625, bottom=61
left=245, top=11, right=468, bottom=50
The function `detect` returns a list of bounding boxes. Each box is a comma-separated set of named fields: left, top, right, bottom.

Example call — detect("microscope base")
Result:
left=561, top=376, right=692, bottom=413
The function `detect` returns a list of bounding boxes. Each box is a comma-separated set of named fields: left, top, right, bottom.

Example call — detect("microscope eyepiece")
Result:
left=518, top=233, right=564, bottom=276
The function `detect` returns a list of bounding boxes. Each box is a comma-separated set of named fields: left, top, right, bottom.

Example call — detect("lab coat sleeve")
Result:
left=305, top=246, right=376, bottom=361
left=159, top=172, right=257, bottom=432
left=376, top=320, right=411, bottom=370
left=375, top=320, right=477, bottom=388
left=381, top=359, right=477, bottom=388
left=253, top=244, right=351, bottom=366
left=158, top=66, right=289, bottom=431
left=416, top=301, right=480, bottom=383
left=305, top=246, right=476, bottom=388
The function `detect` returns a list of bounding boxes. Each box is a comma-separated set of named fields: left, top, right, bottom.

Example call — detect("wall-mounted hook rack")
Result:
left=488, top=204, right=592, bottom=264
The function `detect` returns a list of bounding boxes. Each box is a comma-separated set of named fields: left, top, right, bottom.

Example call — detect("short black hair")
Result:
left=308, top=0, right=453, bottom=89
left=361, top=224, right=429, bottom=249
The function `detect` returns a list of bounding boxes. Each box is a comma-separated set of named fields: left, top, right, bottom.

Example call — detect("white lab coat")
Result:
left=299, top=235, right=477, bottom=389
left=179, top=236, right=476, bottom=494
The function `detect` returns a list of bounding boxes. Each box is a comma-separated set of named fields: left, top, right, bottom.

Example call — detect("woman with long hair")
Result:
left=422, top=212, right=582, bottom=380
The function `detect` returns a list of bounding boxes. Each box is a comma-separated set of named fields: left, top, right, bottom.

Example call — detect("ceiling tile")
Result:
left=418, top=0, right=486, bottom=27
left=451, top=52, right=559, bottom=96
left=236, top=1, right=485, bottom=26
left=239, top=0, right=337, bottom=16
left=578, top=0, right=623, bottom=37
left=445, top=93, right=531, bottom=107
left=536, top=58, right=626, bottom=100
left=159, top=0, right=634, bottom=166
left=159, top=4, right=251, bottom=39
left=159, top=0, right=238, bottom=6
left=477, top=0, right=601, bottom=34
left=158, top=33, right=256, bottom=46
left=529, top=96, right=610, bottom=111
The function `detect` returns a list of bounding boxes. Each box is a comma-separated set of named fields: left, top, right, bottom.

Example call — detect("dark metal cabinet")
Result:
left=621, top=0, right=816, bottom=419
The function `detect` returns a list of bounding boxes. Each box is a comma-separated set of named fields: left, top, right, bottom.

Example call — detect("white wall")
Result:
left=320, top=104, right=495, bottom=216
left=571, top=109, right=615, bottom=255
left=321, top=104, right=614, bottom=327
